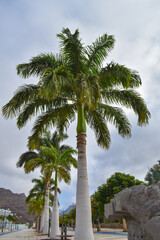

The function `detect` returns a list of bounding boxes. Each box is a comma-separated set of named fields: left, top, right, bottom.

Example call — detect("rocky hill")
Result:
left=0, top=188, right=34, bottom=224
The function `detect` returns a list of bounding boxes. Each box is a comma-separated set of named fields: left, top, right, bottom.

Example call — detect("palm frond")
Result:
left=24, top=157, right=45, bottom=173
left=57, top=28, right=85, bottom=76
left=17, top=53, right=63, bottom=78
left=28, top=104, right=76, bottom=149
left=58, top=167, right=71, bottom=184
left=16, top=151, right=38, bottom=168
left=2, top=84, right=39, bottom=119
left=100, top=62, right=142, bottom=89
left=85, top=33, right=115, bottom=73
left=38, top=65, right=72, bottom=100
left=98, top=103, right=131, bottom=137
left=40, top=145, right=58, bottom=160
left=102, top=89, right=151, bottom=125
left=85, top=108, right=111, bottom=149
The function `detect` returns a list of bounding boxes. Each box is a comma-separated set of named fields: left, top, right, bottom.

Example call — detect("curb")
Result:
left=0, top=230, right=21, bottom=236
left=94, top=231, right=128, bottom=236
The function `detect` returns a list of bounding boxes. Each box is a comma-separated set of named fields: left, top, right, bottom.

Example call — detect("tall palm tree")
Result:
left=2, top=28, right=151, bottom=240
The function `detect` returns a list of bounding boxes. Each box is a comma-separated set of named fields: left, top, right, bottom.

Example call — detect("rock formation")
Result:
left=0, top=188, right=34, bottom=224
left=104, top=183, right=160, bottom=240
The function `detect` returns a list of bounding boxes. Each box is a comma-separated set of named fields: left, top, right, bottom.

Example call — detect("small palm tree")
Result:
left=17, top=147, right=51, bottom=234
left=39, top=134, right=77, bottom=238
left=27, top=198, right=43, bottom=229
left=26, top=176, right=57, bottom=232
left=17, top=131, right=77, bottom=238
left=2, top=28, right=151, bottom=240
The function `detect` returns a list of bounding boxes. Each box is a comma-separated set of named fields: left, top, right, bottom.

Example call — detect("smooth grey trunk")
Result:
left=50, top=186, right=60, bottom=238
left=43, top=185, right=50, bottom=235
left=74, top=132, right=94, bottom=240
left=40, top=208, right=45, bottom=232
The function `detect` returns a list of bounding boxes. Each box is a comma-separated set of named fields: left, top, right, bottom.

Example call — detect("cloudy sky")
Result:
left=1, top=0, right=160, bottom=210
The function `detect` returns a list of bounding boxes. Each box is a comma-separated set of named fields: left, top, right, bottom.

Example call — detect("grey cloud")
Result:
left=1, top=0, right=160, bottom=209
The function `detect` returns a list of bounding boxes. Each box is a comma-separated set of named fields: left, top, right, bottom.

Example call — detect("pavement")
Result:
left=0, top=229, right=128, bottom=240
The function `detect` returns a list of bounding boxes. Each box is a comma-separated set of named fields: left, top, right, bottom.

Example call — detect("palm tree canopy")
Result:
left=25, top=176, right=58, bottom=205
left=2, top=28, right=151, bottom=149
left=17, top=131, right=77, bottom=184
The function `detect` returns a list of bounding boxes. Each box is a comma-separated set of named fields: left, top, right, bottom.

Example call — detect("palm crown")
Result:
left=2, top=28, right=150, bottom=150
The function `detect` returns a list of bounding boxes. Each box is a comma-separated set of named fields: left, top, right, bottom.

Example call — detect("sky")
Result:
left=1, top=0, right=160, bottom=210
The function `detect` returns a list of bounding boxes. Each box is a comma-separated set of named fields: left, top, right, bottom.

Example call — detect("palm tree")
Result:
left=27, top=198, right=43, bottom=230
left=2, top=28, right=151, bottom=240
left=17, top=146, right=51, bottom=235
left=25, top=176, right=56, bottom=233
left=17, top=131, right=77, bottom=238
left=145, top=164, right=160, bottom=185
left=38, top=133, right=77, bottom=239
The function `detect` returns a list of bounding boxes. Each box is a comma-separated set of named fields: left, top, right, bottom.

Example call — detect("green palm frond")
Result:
left=85, top=108, right=111, bottom=149
left=58, top=167, right=71, bottom=184
left=100, top=62, right=142, bottom=89
left=28, top=104, right=76, bottom=149
left=16, top=151, right=38, bottom=168
left=26, top=192, right=40, bottom=204
left=40, top=145, right=58, bottom=160
left=2, top=84, right=39, bottom=119
left=60, top=149, right=77, bottom=166
left=38, top=65, right=72, bottom=100
left=86, top=33, right=115, bottom=73
left=24, top=157, right=45, bottom=173
left=17, top=53, right=63, bottom=78
left=57, top=28, right=85, bottom=76
left=98, top=103, right=131, bottom=137
left=17, top=98, right=49, bottom=129
left=102, top=89, right=151, bottom=125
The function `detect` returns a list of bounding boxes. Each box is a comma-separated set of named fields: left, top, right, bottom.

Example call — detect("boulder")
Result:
left=104, top=183, right=160, bottom=240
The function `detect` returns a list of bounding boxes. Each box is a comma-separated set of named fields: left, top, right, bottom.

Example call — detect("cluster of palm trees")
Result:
left=17, top=131, right=77, bottom=238
left=2, top=28, right=150, bottom=240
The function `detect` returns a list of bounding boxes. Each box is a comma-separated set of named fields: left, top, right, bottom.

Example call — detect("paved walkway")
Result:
left=0, top=229, right=128, bottom=240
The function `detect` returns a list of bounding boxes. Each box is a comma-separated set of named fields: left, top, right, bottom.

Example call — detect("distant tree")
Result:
left=91, top=172, right=143, bottom=223
left=145, top=164, right=160, bottom=185
left=59, top=208, right=76, bottom=227
left=27, top=198, right=43, bottom=229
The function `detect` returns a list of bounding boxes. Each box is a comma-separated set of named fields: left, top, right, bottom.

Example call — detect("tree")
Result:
left=39, top=135, right=77, bottom=238
left=25, top=176, right=56, bottom=232
left=91, top=172, right=143, bottom=223
left=2, top=28, right=151, bottom=240
left=145, top=164, right=160, bottom=185
left=27, top=198, right=43, bottom=229
left=17, top=131, right=77, bottom=238
left=17, top=144, right=51, bottom=234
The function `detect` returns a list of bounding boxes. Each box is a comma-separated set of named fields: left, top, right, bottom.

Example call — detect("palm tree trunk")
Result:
left=50, top=172, right=60, bottom=238
left=43, top=181, right=50, bottom=235
left=74, top=132, right=94, bottom=240
left=40, top=209, right=44, bottom=232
